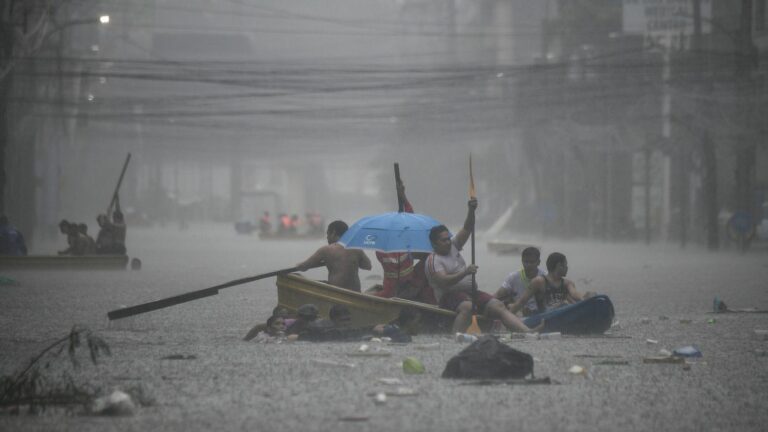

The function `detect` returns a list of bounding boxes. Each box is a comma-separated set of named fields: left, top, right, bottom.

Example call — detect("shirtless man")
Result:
left=295, top=220, right=372, bottom=292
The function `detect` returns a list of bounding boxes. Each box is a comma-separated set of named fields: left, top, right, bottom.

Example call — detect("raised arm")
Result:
left=452, top=198, right=477, bottom=249
left=398, top=181, right=414, bottom=213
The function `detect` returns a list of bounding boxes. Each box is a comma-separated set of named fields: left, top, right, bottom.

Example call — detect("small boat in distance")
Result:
left=0, top=254, right=129, bottom=270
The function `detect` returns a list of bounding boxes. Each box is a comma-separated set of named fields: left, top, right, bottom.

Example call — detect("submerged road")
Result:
left=1, top=224, right=767, bottom=431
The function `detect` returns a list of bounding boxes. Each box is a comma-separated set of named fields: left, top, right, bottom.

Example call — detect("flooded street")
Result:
left=1, top=225, right=767, bottom=431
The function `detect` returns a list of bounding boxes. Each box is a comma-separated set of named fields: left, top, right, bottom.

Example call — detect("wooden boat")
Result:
left=0, top=254, right=129, bottom=270
left=276, top=273, right=491, bottom=333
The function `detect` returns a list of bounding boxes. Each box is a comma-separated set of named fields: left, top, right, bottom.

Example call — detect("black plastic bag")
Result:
left=442, top=335, right=533, bottom=379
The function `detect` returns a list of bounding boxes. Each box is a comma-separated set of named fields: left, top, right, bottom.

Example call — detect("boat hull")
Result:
left=0, top=255, right=129, bottom=270
left=276, top=273, right=485, bottom=333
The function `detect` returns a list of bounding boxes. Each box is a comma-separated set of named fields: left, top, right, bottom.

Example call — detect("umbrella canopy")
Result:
left=339, top=212, right=447, bottom=253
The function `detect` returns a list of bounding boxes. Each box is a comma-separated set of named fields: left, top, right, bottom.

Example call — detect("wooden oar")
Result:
left=466, top=154, right=482, bottom=335
left=106, top=153, right=131, bottom=216
left=394, top=162, right=404, bottom=212
left=394, top=163, right=403, bottom=289
left=107, top=265, right=315, bottom=320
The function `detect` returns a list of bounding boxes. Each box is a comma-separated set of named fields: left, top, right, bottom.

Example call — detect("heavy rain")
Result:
left=1, top=1, right=767, bottom=431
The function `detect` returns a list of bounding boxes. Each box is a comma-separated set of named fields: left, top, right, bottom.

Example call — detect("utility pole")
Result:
left=735, top=0, right=757, bottom=251
left=693, top=0, right=719, bottom=250
left=644, top=144, right=651, bottom=245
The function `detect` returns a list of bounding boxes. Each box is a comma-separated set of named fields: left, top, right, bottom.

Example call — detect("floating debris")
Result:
left=339, top=416, right=369, bottom=422
left=0, top=275, right=19, bottom=286
left=402, top=357, right=425, bottom=374
left=161, top=354, right=196, bottom=360
left=373, top=392, right=387, bottom=405
left=367, top=387, right=419, bottom=397
left=458, top=377, right=552, bottom=386
left=539, top=332, right=562, bottom=340
left=594, top=360, right=630, bottom=366
left=414, top=342, right=440, bottom=350
left=672, top=346, right=702, bottom=358
left=574, top=354, right=624, bottom=358
left=643, top=356, right=685, bottom=364
left=568, top=365, right=587, bottom=375
left=347, top=351, right=392, bottom=357
left=91, top=390, right=136, bottom=416
left=311, top=359, right=355, bottom=368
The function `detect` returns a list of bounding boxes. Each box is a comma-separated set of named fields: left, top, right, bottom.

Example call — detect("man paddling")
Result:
left=296, top=220, right=372, bottom=292
left=425, top=198, right=542, bottom=334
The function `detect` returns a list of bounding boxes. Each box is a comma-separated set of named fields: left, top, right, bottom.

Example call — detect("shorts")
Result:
left=439, top=290, right=494, bottom=313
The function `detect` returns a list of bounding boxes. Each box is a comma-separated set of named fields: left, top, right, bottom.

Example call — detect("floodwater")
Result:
left=1, top=224, right=767, bottom=431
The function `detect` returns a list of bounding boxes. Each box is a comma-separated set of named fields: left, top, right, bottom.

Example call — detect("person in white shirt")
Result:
left=495, top=247, right=546, bottom=317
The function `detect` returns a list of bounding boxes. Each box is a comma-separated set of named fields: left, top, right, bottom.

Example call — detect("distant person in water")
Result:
left=58, top=220, right=89, bottom=256
left=278, top=213, right=290, bottom=235
left=295, top=220, right=372, bottom=292
left=0, top=215, right=27, bottom=256
left=77, top=223, right=97, bottom=254
left=259, top=211, right=272, bottom=235
left=96, top=202, right=127, bottom=255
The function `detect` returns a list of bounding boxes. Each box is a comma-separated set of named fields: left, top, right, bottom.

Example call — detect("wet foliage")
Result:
left=0, top=326, right=110, bottom=415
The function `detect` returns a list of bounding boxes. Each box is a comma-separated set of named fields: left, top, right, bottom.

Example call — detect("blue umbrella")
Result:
left=339, top=212, right=447, bottom=253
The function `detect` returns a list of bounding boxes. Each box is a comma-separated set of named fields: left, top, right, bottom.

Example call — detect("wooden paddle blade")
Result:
left=466, top=315, right=482, bottom=335
left=469, top=154, right=476, bottom=199
left=394, top=162, right=404, bottom=212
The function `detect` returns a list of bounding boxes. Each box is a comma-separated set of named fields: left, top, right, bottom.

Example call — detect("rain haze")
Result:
left=1, top=1, right=767, bottom=431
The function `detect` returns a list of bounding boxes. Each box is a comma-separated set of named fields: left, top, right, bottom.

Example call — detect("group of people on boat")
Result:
left=259, top=211, right=325, bottom=238
left=58, top=199, right=126, bottom=256
left=286, top=179, right=612, bottom=337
